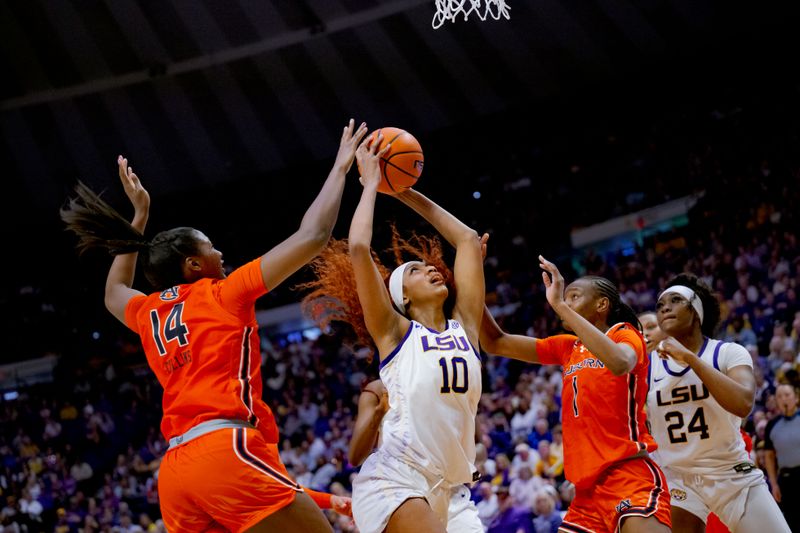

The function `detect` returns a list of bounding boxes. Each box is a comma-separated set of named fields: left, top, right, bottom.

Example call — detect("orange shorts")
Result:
left=560, top=457, right=671, bottom=533
left=158, top=426, right=302, bottom=532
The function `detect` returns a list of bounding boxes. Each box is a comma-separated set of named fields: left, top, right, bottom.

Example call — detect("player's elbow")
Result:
left=456, top=228, right=480, bottom=247
left=347, top=447, right=366, bottom=466
left=608, top=365, right=630, bottom=377
left=733, top=398, right=754, bottom=419
left=608, top=357, right=636, bottom=376
left=349, top=240, right=371, bottom=257
left=298, top=227, right=331, bottom=252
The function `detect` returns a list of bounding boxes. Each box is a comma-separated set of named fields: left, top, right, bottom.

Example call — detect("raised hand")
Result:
left=539, top=255, right=566, bottom=310
left=334, top=119, right=368, bottom=172
left=480, top=232, right=489, bottom=261
left=117, top=155, right=150, bottom=219
left=355, top=132, right=390, bottom=190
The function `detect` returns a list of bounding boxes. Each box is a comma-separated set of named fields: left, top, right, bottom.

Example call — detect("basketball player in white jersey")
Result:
left=334, top=134, right=484, bottom=533
left=648, top=273, right=789, bottom=532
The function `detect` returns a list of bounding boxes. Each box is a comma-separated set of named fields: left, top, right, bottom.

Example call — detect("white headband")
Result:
left=389, top=262, right=414, bottom=314
left=659, top=285, right=704, bottom=325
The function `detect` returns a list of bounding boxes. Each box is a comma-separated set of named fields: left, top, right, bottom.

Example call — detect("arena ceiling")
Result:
left=0, top=0, right=791, bottom=222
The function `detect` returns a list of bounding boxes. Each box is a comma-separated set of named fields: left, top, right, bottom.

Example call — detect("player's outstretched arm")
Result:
left=540, top=256, right=637, bottom=376
left=349, top=380, right=389, bottom=466
left=104, top=156, right=149, bottom=324
left=393, top=188, right=483, bottom=342
left=480, top=306, right=541, bottom=363
left=259, top=119, right=367, bottom=292
left=350, top=133, right=409, bottom=357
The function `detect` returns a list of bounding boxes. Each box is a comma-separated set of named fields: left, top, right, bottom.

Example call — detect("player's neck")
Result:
left=784, top=406, right=798, bottom=418
left=676, top=329, right=705, bottom=354
left=411, top=307, right=448, bottom=333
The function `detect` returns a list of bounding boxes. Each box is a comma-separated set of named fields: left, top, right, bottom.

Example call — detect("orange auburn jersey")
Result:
left=536, top=322, right=657, bottom=489
left=125, top=259, right=278, bottom=443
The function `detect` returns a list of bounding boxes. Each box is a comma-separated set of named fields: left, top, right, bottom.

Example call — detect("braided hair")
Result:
left=582, top=276, right=642, bottom=332
left=61, top=182, right=203, bottom=290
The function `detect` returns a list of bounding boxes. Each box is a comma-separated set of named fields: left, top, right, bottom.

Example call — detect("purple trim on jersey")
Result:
left=469, top=342, right=482, bottom=363
left=712, top=341, right=725, bottom=371
left=380, top=322, right=414, bottom=369
left=647, top=352, right=653, bottom=388
left=662, top=337, right=709, bottom=377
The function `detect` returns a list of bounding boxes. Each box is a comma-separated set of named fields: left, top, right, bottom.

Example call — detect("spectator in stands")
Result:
left=487, top=485, right=533, bottom=533
left=532, top=488, right=562, bottom=533
left=510, top=443, right=539, bottom=479
left=509, top=465, right=545, bottom=509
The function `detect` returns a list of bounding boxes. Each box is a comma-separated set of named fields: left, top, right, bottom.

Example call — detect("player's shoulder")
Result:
left=363, top=379, right=386, bottom=395
left=607, top=322, right=645, bottom=347
left=712, top=339, right=753, bottom=369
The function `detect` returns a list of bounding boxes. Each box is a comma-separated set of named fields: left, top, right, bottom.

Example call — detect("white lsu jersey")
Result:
left=647, top=337, right=753, bottom=475
left=378, top=319, right=482, bottom=485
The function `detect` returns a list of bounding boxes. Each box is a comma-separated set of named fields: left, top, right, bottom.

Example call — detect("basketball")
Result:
left=369, top=127, right=424, bottom=195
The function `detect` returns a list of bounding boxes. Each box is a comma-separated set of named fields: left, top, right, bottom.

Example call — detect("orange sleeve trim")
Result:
left=303, top=488, right=333, bottom=509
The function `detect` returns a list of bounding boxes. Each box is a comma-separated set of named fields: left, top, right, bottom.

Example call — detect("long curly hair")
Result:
left=298, top=225, right=455, bottom=355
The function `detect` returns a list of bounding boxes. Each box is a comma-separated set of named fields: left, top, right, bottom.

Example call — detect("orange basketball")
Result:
left=369, top=127, right=424, bottom=195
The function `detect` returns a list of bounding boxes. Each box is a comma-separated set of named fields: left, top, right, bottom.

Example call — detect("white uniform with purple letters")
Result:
left=352, top=319, right=483, bottom=533
left=647, top=338, right=788, bottom=531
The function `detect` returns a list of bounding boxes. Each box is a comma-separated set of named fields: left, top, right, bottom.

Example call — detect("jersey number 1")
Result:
left=439, top=357, right=469, bottom=394
left=150, top=303, right=189, bottom=356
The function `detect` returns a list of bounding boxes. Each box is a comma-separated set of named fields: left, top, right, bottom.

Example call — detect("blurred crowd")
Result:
left=2, top=90, right=800, bottom=532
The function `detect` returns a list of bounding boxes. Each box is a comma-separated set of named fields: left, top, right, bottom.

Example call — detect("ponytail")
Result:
left=61, top=182, right=203, bottom=290
left=60, top=181, right=149, bottom=256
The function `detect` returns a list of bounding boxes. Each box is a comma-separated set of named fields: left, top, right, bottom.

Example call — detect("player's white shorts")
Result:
left=662, top=465, right=765, bottom=527
left=352, top=450, right=483, bottom=533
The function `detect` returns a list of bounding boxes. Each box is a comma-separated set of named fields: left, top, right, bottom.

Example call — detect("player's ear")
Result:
left=184, top=255, right=202, bottom=272
left=596, top=296, right=610, bottom=314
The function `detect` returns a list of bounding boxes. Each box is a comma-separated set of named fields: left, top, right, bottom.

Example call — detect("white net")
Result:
left=432, top=0, right=511, bottom=29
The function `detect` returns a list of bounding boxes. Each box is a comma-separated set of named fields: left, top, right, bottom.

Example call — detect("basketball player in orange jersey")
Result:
left=481, top=265, right=671, bottom=533
left=60, top=119, right=367, bottom=532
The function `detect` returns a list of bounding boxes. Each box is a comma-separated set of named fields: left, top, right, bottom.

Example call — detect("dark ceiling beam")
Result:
left=0, top=0, right=430, bottom=111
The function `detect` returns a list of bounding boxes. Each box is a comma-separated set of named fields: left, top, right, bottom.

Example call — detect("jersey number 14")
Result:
left=150, top=303, right=190, bottom=356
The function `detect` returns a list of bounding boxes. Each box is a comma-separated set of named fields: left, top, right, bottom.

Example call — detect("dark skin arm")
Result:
left=479, top=305, right=540, bottom=363
left=348, top=380, right=389, bottom=466
left=540, top=256, right=637, bottom=376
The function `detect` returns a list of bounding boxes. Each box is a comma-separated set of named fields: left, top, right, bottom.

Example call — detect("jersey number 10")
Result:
left=439, top=356, right=469, bottom=394
left=150, top=303, right=190, bottom=356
